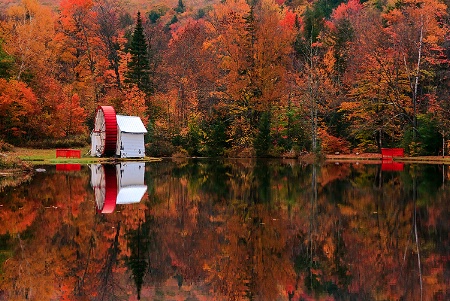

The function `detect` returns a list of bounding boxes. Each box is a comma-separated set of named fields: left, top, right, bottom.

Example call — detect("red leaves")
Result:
left=279, top=10, right=297, bottom=30
left=0, top=79, right=40, bottom=140
left=55, top=93, right=88, bottom=137
left=331, top=0, right=363, bottom=21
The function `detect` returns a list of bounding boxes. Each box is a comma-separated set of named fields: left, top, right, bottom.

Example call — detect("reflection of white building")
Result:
left=90, top=163, right=147, bottom=213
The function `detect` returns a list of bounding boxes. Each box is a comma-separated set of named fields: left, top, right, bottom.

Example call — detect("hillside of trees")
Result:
left=1, top=0, right=449, bottom=157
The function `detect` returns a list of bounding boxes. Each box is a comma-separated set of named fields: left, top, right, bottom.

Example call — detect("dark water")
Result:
left=0, top=159, right=449, bottom=301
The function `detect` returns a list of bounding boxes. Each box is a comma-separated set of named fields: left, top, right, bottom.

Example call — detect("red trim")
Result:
left=98, top=106, right=117, bottom=156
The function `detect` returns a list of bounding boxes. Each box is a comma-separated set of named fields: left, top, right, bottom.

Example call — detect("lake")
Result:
left=0, top=159, right=449, bottom=300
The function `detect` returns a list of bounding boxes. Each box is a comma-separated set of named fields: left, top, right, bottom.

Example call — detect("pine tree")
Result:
left=175, top=0, right=185, bottom=13
left=0, top=40, right=12, bottom=79
left=125, top=12, right=152, bottom=94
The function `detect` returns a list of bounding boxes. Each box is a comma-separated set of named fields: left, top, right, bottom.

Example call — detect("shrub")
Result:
left=146, top=140, right=176, bottom=157
left=0, top=140, right=13, bottom=152
left=318, top=128, right=351, bottom=154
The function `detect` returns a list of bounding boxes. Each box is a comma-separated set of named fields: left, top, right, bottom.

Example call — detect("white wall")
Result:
left=90, top=132, right=102, bottom=157
left=116, top=132, right=145, bottom=158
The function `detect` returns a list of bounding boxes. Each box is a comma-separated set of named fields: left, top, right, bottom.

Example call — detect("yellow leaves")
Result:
left=340, top=101, right=360, bottom=112
left=6, top=5, right=27, bottom=20
left=338, top=204, right=358, bottom=216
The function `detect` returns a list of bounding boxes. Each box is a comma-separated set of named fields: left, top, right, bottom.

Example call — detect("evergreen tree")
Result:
left=175, top=0, right=185, bottom=13
left=125, top=12, right=152, bottom=94
left=0, top=40, right=12, bottom=79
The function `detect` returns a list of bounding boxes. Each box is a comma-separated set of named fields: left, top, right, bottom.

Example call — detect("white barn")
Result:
left=116, top=115, right=147, bottom=158
left=90, top=106, right=147, bottom=158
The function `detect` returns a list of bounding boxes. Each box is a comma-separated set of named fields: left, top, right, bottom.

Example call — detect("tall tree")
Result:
left=382, top=0, right=448, bottom=152
left=164, top=19, right=216, bottom=131
left=340, top=0, right=448, bottom=152
left=338, top=4, right=402, bottom=150
left=125, top=11, right=152, bottom=94
left=174, top=0, right=185, bottom=14
left=210, top=0, right=294, bottom=154
left=95, top=0, right=124, bottom=90
left=4, top=0, right=56, bottom=82
left=54, top=92, right=87, bottom=137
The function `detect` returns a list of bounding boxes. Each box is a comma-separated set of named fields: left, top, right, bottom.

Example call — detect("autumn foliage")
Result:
left=0, top=0, right=449, bottom=155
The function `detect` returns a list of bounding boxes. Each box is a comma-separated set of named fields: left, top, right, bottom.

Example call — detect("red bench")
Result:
left=381, top=148, right=404, bottom=159
left=56, top=149, right=81, bottom=158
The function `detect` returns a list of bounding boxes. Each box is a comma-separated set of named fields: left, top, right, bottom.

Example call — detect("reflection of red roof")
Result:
left=99, top=165, right=117, bottom=213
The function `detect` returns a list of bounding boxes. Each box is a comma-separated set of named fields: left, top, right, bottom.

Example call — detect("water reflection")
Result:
left=381, top=160, right=404, bottom=171
left=56, top=163, right=81, bottom=171
left=0, top=160, right=449, bottom=300
left=90, top=163, right=147, bottom=213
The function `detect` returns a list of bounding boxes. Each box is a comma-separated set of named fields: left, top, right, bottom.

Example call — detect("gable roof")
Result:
left=116, top=115, right=147, bottom=133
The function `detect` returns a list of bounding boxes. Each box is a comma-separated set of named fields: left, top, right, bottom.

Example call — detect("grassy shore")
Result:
left=1, top=146, right=161, bottom=170
left=3, top=147, right=450, bottom=169
left=13, top=146, right=110, bottom=164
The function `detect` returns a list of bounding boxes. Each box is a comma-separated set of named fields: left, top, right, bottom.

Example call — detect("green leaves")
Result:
left=125, top=12, right=153, bottom=94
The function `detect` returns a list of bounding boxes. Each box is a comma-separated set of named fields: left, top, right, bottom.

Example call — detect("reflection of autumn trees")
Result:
left=1, top=162, right=450, bottom=300
left=0, top=168, right=94, bottom=300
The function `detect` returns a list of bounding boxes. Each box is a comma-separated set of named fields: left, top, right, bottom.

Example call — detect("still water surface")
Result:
left=0, top=159, right=449, bottom=300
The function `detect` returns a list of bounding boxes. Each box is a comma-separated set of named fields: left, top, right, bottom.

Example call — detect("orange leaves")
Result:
left=382, top=0, right=448, bottom=56
left=57, top=0, right=103, bottom=83
left=0, top=79, right=36, bottom=112
left=318, top=126, right=351, bottom=154
left=55, top=92, right=88, bottom=137
left=122, top=85, right=149, bottom=125
left=0, top=79, right=39, bottom=140
left=211, top=0, right=294, bottom=111
left=59, top=0, right=96, bottom=29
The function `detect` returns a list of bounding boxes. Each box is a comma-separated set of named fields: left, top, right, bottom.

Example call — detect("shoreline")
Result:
left=3, top=147, right=450, bottom=170
left=325, top=153, right=450, bottom=164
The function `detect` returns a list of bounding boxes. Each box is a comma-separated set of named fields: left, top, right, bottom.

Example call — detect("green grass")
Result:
left=11, top=147, right=161, bottom=165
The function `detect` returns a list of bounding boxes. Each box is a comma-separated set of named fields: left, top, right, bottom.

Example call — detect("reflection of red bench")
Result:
left=382, top=161, right=404, bottom=171
left=56, top=164, right=81, bottom=171
left=381, top=148, right=404, bottom=159
left=56, top=149, right=81, bottom=158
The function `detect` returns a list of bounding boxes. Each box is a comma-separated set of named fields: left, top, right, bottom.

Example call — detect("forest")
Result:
left=0, top=0, right=449, bottom=157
